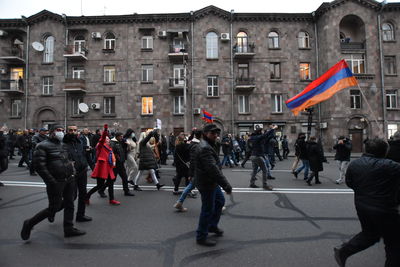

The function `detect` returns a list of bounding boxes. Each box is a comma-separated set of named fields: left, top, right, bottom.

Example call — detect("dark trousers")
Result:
left=241, top=151, right=251, bottom=166
left=8, top=145, right=15, bottom=158
left=283, top=148, right=289, bottom=159
left=0, top=156, right=8, bottom=174
left=87, top=177, right=115, bottom=200
left=18, top=149, right=30, bottom=167
left=85, top=151, right=95, bottom=171
left=27, top=180, right=75, bottom=230
left=250, top=156, right=268, bottom=186
left=113, top=163, right=129, bottom=193
left=173, top=170, right=189, bottom=192
left=75, top=169, right=88, bottom=218
left=339, top=208, right=400, bottom=267
left=196, top=187, right=225, bottom=240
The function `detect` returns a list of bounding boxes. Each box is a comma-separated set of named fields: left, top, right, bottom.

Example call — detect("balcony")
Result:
left=168, top=45, right=188, bottom=61
left=233, top=44, right=256, bottom=59
left=340, top=41, right=365, bottom=50
left=235, top=77, right=255, bottom=91
left=63, top=45, right=88, bottom=61
left=64, top=78, right=86, bottom=93
left=0, top=47, right=25, bottom=64
left=0, top=80, right=24, bottom=94
left=169, top=77, right=185, bottom=92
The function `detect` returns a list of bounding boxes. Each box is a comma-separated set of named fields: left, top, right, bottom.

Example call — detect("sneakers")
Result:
left=21, top=219, right=32, bottom=240
left=267, top=176, right=276, bottom=180
left=124, top=191, right=135, bottom=196
left=156, top=183, right=165, bottom=190
left=109, top=200, right=121, bottom=205
left=64, top=227, right=86, bottom=238
left=76, top=215, right=92, bottom=222
left=172, top=190, right=181, bottom=195
left=196, top=238, right=217, bottom=247
left=263, top=185, right=273, bottom=191
left=335, top=179, right=343, bottom=184
left=173, top=201, right=188, bottom=212
left=133, top=185, right=143, bottom=191
left=188, top=192, right=197, bottom=198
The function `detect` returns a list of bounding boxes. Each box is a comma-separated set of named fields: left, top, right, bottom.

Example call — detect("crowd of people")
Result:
left=0, top=123, right=399, bottom=265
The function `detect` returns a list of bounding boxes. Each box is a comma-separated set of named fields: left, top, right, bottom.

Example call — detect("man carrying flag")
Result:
left=286, top=60, right=358, bottom=115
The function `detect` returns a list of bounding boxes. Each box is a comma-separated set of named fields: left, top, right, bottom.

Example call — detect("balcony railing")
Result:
left=0, top=47, right=25, bottom=63
left=340, top=41, right=365, bottom=50
left=235, top=77, right=255, bottom=90
left=169, top=77, right=185, bottom=87
left=233, top=44, right=256, bottom=58
left=64, top=78, right=86, bottom=93
left=0, top=79, right=24, bottom=93
left=168, top=45, right=189, bottom=61
left=63, top=45, right=88, bottom=60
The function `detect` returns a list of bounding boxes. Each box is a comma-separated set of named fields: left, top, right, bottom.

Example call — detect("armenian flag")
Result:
left=286, top=60, right=358, bottom=116
left=202, top=109, right=213, bottom=123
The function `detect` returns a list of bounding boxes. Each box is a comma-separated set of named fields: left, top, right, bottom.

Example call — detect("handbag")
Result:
left=175, top=151, right=190, bottom=169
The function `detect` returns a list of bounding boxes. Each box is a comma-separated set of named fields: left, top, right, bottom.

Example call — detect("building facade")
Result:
left=0, top=0, right=399, bottom=151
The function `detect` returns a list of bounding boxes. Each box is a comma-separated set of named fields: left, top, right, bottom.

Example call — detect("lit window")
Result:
left=272, top=94, right=283, bottom=113
left=173, top=95, right=184, bottom=114
left=207, top=76, right=218, bottom=97
left=142, top=65, right=153, bottom=82
left=268, top=31, right=279, bottom=48
left=236, top=32, right=248, bottom=53
left=104, top=97, right=115, bottom=114
left=238, top=95, right=250, bottom=114
left=42, top=76, right=53, bottom=95
left=142, top=97, right=153, bottom=115
left=206, top=32, right=218, bottom=59
left=299, top=63, right=311, bottom=80
left=386, top=90, right=397, bottom=109
left=104, top=66, right=116, bottom=83
left=350, top=90, right=361, bottom=109
left=104, top=32, right=116, bottom=50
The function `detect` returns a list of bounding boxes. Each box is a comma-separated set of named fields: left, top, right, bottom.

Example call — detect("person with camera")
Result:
left=20, top=125, right=86, bottom=240
left=333, top=136, right=352, bottom=184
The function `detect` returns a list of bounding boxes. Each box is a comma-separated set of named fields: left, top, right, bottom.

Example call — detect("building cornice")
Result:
left=315, top=0, right=381, bottom=17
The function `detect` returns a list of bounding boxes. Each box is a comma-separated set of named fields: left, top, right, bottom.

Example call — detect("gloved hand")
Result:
left=224, top=184, right=232, bottom=194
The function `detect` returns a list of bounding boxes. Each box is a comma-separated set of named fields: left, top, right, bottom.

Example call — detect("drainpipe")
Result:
left=191, top=11, right=194, bottom=129
left=377, top=11, right=387, bottom=138
left=313, top=12, right=322, bottom=140
left=230, top=10, right=234, bottom=134
left=62, top=14, right=68, bottom=128
left=22, top=17, right=29, bottom=129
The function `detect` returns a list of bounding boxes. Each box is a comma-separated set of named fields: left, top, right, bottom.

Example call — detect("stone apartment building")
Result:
left=0, top=0, right=399, bottom=152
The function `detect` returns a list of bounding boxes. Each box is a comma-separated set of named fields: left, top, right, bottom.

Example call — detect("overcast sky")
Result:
left=0, top=0, right=395, bottom=18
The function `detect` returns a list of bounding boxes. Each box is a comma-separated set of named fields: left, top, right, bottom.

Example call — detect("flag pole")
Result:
left=357, top=83, right=385, bottom=138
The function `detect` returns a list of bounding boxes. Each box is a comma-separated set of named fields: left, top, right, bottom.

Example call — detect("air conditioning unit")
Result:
left=91, top=32, right=102, bottom=39
left=221, top=33, right=230, bottom=41
left=320, top=122, right=328, bottom=129
left=91, top=103, right=101, bottom=110
left=193, top=108, right=201, bottom=115
left=0, top=68, right=6, bottom=74
left=158, top=31, right=167, bottom=38
left=0, top=30, right=7, bottom=37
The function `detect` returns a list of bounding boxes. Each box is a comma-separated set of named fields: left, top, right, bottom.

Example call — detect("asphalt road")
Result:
left=0, top=156, right=385, bottom=267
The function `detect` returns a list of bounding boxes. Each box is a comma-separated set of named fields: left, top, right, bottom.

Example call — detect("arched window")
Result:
left=382, top=23, right=395, bottom=41
left=74, top=35, right=85, bottom=54
left=268, top=31, right=279, bottom=48
left=104, top=32, right=116, bottom=50
left=206, top=32, right=218, bottom=59
left=43, top=35, right=54, bottom=63
left=298, top=31, right=310, bottom=48
left=236, top=32, right=248, bottom=53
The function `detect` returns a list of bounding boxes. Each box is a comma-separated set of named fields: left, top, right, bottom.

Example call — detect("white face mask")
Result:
left=131, top=133, right=135, bottom=138
left=55, top=131, right=64, bottom=141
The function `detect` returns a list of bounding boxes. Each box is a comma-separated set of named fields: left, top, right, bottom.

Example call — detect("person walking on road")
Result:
left=333, top=136, right=352, bottom=184
left=282, top=135, right=290, bottom=159
left=305, top=136, right=324, bottom=186
left=124, top=129, right=139, bottom=185
left=172, top=133, right=190, bottom=195
left=194, top=124, right=232, bottom=246
left=293, top=133, right=309, bottom=180
left=20, top=125, right=86, bottom=240
left=334, top=138, right=400, bottom=267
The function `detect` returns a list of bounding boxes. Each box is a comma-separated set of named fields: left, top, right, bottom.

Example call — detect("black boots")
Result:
left=197, top=238, right=217, bottom=247
left=21, top=219, right=33, bottom=240
left=156, top=183, right=165, bottom=190
left=64, top=227, right=86, bottom=238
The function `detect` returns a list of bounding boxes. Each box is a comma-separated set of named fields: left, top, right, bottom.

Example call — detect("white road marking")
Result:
left=2, top=181, right=354, bottom=194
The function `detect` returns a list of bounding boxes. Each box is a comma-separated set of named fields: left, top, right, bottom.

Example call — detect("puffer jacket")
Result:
left=194, top=139, right=232, bottom=192
left=387, top=139, right=400, bottom=163
left=138, top=131, right=158, bottom=170
left=62, top=134, right=88, bottom=173
left=33, top=137, right=75, bottom=184
left=346, top=154, right=400, bottom=214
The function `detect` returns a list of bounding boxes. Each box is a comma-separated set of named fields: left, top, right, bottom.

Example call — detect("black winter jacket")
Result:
left=188, top=138, right=200, bottom=178
left=63, top=134, right=88, bottom=173
left=295, top=138, right=308, bottom=159
left=387, top=140, right=400, bottom=163
left=346, top=154, right=400, bottom=214
left=17, top=134, right=32, bottom=151
left=0, top=133, right=8, bottom=158
left=250, top=129, right=275, bottom=157
left=32, top=134, right=48, bottom=149
left=307, top=141, right=324, bottom=172
left=33, top=137, right=75, bottom=184
left=333, top=139, right=352, bottom=161
left=194, top=139, right=232, bottom=192
left=174, top=142, right=190, bottom=175
left=110, top=138, right=126, bottom=164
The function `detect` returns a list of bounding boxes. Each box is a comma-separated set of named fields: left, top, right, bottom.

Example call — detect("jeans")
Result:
left=221, top=154, right=233, bottom=167
left=295, top=159, right=310, bottom=179
left=196, top=187, right=225, bottom=240
left=250, top=156, right=268, bottom=186
left=178, top=182, right=195, bottom=203
left=256, top=157, right=271, bottom=177
left=337, top=160, right=350, bottom=182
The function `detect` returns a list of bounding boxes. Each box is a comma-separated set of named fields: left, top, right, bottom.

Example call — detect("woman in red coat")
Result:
left=86, top=124, right=120, bottom=205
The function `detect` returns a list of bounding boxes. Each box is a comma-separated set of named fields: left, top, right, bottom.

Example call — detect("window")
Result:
left=142, top=64, right=153, bottom=82
left=104, top=97, right=115, bottom=114
left=238, top=95, right=250, bottom=114
left=384, top=56, right=397, bottom=75
left=382, top=23, right=395, bottom=41
left=350, top=90, right=361, bottom=109
left=386, top=90, right=397, bottom=109
left=11, top=99, right=21, bottom=117
left=141, top=96, right=153, bottom=115
left=269, top=63, right=281, bottom=79
left=42, top=76, right=53, bottom=95
left=74, top=36, right=85, bottom=54
left=272, top=94, right=283, bottom=113
left=345, top=54, right=365, bottom=74
left=238, top=63, right=249, bottom=79
left=236, top=32, right=248, bottom=53
left=206, top=32, right=218, bottom=59
left=388, top=124, right=398, bottom=139
left=104, top=32, right=116, bottom=50
left=72, top=67, right=85, bottom=79
left=268, top=31, right=279, bottom=48
left=207, top=76, right=218, bottom=97
left=172, top=38, right=185, bottom=52
left=299, top=63, right=311, bottom=80
left=298, top=31, right=310, bottom=48
left=173, top=95, right=184, bottom=114
left=43, top=35, right=54, bottom=63
left=104, top=66, right=115, bottom=83
left=141, top=36, right=153, bottom=50
left=71, top=97, right=83, bottom=116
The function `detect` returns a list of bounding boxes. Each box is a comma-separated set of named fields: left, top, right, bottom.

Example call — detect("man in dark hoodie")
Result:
left=387, top=131, right=400, bottom=163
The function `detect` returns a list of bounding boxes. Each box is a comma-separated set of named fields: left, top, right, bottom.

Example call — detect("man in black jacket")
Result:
left=293, top=133, right=309, bottom=180
left=334, top=138, right=400, bottom=267
left=194, top=124, right=232, bottom=247
left=111, top=132, right=134, bottom=196
left=17, top=129, right=35, bottom=175
left=0, top=129, right=9, bottom=188
left=333, top=136, right=352, bottom=184
left=20, top=125, right=86, bottom=240
left=63, top=125, right=92, bottom=222
left=387, top=131, right=400, bottom=163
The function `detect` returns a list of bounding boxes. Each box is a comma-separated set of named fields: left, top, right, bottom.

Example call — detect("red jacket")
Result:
left=91, top=129, right=116, bottom=179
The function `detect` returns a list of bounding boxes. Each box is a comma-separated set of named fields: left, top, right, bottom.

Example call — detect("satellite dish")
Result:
left=78, top=103, right=89, bottom=113
left=32, top=42, right=44, bottom=52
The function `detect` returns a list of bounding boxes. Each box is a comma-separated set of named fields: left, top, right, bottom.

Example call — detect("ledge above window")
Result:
left=206, top=58, right=219, bottom=61
left=173, top=113, right=184, bottom=116
left=141, top=81, right=153, bottom=84
left=298, top=47, right=312, bottom=50
left=141, top=48, right=153, bottom=52
left=9, top=116, right=21, bottom=119
left=103, top=82, right=116, bottom=85
left=41, top=94, right=53, bottom=97
left=102, top=49, right=115, bottom=53
left=270, top=79, right=282, bottom=82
